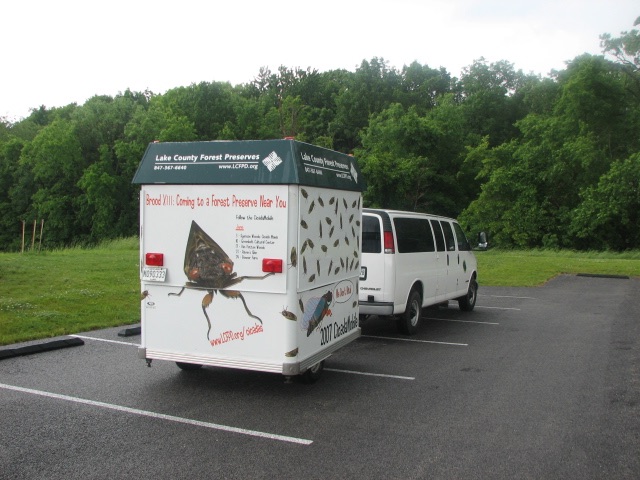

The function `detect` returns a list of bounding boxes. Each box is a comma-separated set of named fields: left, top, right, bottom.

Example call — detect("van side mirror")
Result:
left=477, top=232, right=489, bottom=250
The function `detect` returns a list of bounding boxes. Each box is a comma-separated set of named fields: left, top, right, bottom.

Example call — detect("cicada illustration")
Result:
left=168, top=221, right=274, bottom=339
left=280, top=307, right=297, bottom=321
left=289, top=247, right=297, bottom=269
left=301, top=291, right=333, bottom=337
left=285, top=347, right=299, bottom=358
left=301, top=239, right=309, bottom=254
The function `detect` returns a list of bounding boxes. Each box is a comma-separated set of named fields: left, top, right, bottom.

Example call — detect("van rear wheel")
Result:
left=300, top=360, right=324, bottom=384
left=458, top=278, right=478, bottom=311
left=397, top=290, right=422, bottom=335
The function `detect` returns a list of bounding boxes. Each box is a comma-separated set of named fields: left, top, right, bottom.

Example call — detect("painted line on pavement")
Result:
left=73, top=335, right=413, bottom=380
left=362, top=335, right=468, bottom=346
left=70, top=335, right=139, bottom=347
left=476, top=305, right=521, bottom=311
left=426, top=318, right=500, bottom=325
left=0, top=383, right=312, bottom=446
left=325, top=368, right=415, bottom=380
left=486, top=295, right=536, bottom=299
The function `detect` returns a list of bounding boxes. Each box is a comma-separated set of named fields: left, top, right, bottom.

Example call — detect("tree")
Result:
left=330, top=58, right=401, bottom=152
left=555, top=54, right=636, bottom=159
left=458, top=58, right=531, bottom=147
left=160, top=82, right=236, bottom=140
left=398, top=61, right=452, bottom=113
left=600, top=16, right=640, bottom=100
left=357, top=100, right=468, bottom=216
left=570, top=153, right=640, bottom=250
left=18, top=119, right=85, bottom=245
left=0, top=138, right=26, bottom=249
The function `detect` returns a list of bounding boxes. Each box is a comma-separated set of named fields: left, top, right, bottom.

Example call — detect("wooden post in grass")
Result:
left=38, top=219, right=44, bottom=252
left=21, top=220, right=25, bottom=253
left=31, top=219, right=37, bottom=251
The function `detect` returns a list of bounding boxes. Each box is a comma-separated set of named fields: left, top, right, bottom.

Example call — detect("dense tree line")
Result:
left=1, top=19, right=639, bottom=251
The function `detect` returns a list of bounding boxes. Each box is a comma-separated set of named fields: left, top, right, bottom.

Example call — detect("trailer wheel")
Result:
left=176, top=362, right=203, bottom=371
left=397, top=289, right=422, bottom=335
left=301, top=360, right=324, bottom=384
left=458, top=277, right=478, bottom=312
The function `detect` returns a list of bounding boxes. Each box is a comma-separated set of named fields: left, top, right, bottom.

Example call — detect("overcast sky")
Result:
left=2, top=0, right=638, bottom=121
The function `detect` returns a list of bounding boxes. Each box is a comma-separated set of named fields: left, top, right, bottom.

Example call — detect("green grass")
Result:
left=476, top=249, right=640, bottom=287
left=1, top=240, right=639, bottom=345
left=0, top=238, right=140, bottom=346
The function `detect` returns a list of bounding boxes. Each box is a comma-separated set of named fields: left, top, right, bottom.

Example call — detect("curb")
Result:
left=576, top=273, right=630, bottom=280
left=118, top=326, right=141, bottom=337
left=0, top=337, right=85, bottom=361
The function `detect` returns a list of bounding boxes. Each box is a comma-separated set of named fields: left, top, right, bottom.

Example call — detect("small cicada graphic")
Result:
left=280, top=306, right=297, bottom=321
left=301, top=291, right=333, bottom=337
left=169, top=221, right=274, bottom=339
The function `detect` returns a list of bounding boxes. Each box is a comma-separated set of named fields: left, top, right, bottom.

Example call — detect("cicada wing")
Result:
left=183, top=221, right=234, bottom=287
left=301, top=297, right=321, bottom=331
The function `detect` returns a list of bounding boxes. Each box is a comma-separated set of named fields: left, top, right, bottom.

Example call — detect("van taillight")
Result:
left=383, top=231, right=395, bottom=254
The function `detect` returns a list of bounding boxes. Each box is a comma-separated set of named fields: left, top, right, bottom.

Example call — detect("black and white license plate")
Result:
left=142, top=267, right=167, bottom=282
left=359, top=266, right=367, bottom=281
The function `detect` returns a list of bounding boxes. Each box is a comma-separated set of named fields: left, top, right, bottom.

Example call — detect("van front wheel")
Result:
left=397, top=290, right=422, bottom=335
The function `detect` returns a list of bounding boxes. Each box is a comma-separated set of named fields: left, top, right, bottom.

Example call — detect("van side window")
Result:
left=440, top=221, right=456, bottom=251
left=393, top=218, right=435, bottom=253
left=453, top=222, right=471, bottom=251
left=430, top=220, right=446, bottom=252
left=362, top=215, right=382, bottom=253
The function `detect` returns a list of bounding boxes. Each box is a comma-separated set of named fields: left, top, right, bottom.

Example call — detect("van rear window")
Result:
left=440, top=221, right=456, bottom=251
left=362, top=215, right=382, bottom=253
left=393, top=218, right=435, bottom=253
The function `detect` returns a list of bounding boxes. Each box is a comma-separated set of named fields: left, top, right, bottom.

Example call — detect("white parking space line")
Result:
left=476, top=305, right=521, bottom=311
left=72, top=335, right=413, bottom=380
left=72, top=334, right=413, bottom=380
left=362, top=335, right=468, bottom=346
left=325, top=368, right=415, bottom=380
left=70, top=335, right=139, bottom=347
left=426, top=318, right=500, bottom=325
left=486, top=295, right=536, bottom=300
left=0, top=383, right=313, bottom=446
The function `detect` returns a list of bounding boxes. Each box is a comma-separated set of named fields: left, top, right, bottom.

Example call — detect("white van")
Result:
left=359, top=209, right=478, bottom=334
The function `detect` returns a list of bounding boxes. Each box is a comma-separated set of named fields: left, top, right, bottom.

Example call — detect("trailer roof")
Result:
left=132, top=139, right=365, bottom=191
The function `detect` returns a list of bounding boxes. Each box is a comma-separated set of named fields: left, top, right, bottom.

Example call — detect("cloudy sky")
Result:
left=2, top=0, right=637, bottom=120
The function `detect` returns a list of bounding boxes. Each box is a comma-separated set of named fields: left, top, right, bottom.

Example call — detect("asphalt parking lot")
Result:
left=1, top=275, right=639, bottom=479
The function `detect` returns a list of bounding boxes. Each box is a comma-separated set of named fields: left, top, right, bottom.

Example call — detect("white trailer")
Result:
left=132, top=139, right=365, bottom=382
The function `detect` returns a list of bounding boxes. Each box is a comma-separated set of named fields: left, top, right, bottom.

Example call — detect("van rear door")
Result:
left=359, top=213, right=393, bottom=314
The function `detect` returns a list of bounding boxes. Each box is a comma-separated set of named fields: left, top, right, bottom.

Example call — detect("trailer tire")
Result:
left=458, top=277, right=478, bottom=312
left=176, top=362, right=203, bottom=371
left=301, top=360, right=324, bottom=384
left=397, top=289, right=422, bottom=335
